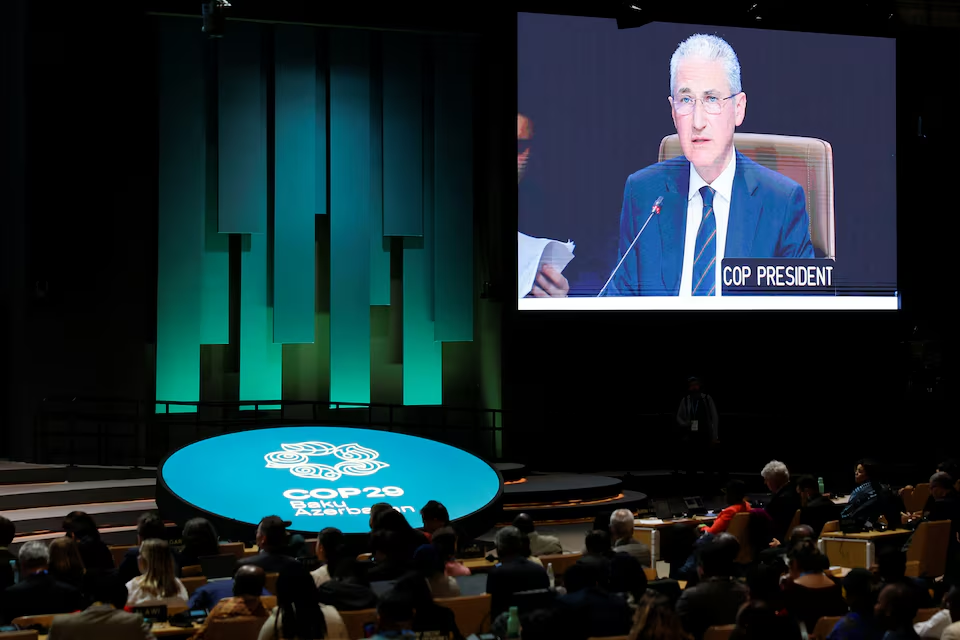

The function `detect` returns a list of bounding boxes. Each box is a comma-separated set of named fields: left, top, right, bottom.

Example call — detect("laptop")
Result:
left=199, top=554, right=238, bottom=580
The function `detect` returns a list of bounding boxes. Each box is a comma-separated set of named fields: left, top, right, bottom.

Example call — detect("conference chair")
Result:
left=726, top=512, right=754, bottom=564
left=109, top=545, right=136, bottom=569
left=905, top=520, right=952, bottom=578
left=219, top=541, right=245, bottom=558
left=11, top=615, right=58, bottom=630
left=265, top=572, right=279, bottom=595
left=812, top=615, right=843, bottom=640
left=180, top=564, right=203, bottom=577
left=435, top=594, right=493, bottom=636
left=203, top=615, right=268, bottom=640
left=181, top=575, right=208, bottom=596
left=339, top=608, right=379, bottom=640
left=658, top=133, right=836, bottom=259
left=904, top=483, right=931, bottom=515
left=536, top=552, right=582, bottom=582
left=261, top=595, right=277, bottom=610
left=788, top=509, right=802, bottom=533
left=703, top=624, right=736, bottom=640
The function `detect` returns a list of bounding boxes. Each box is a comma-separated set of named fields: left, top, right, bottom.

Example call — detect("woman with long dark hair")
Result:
left=62, top=511, right=114, bottom=573
left=177, top=518, right=220, bottom=569
left=311, top=527, right=347, bottom=588
left=259, top=568, right=347, bottom=639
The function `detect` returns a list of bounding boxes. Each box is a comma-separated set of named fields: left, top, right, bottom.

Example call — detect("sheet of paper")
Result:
left=518, top=232, right=575, bottom=298
left=636, top=518, right=665, bottom=525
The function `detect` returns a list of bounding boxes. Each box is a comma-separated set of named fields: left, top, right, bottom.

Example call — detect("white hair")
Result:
left=610, top=509, right=635, bottom=537
left=670, top=34, right=742, bottom=97
left=761, top=460, right=790, bottom=486
left=19, top=540, right=49, bottom=568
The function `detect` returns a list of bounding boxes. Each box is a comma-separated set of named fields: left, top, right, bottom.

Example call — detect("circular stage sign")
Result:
left=159, top=426, right=502, bottom=535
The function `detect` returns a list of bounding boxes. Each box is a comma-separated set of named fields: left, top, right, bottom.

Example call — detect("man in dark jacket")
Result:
left=237, top=516, right=310, bottom=579
left=485, top=526, right=549, bottom=618
left=797, top=475, right=841, bottom=538
left=1, top=541, right=85, bottom=624
left=63, top=511, right=114, bottom=573
left=675, top=533, right=749, bottom=640
left=117, top=512, right=169, bottom=584
left=761, top=460, right=801, bottom=543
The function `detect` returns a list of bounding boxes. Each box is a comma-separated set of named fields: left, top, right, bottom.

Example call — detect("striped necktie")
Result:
left=692, top=185, right=717, bottom=296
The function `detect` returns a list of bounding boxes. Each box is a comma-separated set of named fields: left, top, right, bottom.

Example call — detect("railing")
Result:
left=34, top=397, right=505, bottom=467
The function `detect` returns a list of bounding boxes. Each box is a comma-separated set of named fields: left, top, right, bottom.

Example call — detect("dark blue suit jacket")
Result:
left=609, top=151, right=814, bottom=296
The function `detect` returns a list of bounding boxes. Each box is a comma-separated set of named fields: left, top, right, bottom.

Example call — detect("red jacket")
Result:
left=705, top=501, right=751, bottom=535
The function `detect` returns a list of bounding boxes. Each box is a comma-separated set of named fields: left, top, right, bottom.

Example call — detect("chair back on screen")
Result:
left=203, top=615, right=268, bottom=640
left=703, top=624, right=735, bottom=640
left=435, top=594, right=493, bottom=636
left=339, top=608, right=379, bottom=640
left=906, top=520, right=952, bottom=578
left=658, top=132, right=836, bottom=258
left=904, top=483, right=931, bottom=514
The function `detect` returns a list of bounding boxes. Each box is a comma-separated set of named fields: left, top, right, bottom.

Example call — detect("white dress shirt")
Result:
left=679, top=150, right=737, bottom=297
left=914, top=608, right=951, bottom=637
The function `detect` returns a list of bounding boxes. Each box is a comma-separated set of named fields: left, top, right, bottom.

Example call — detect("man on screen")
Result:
left=608, top=34, right=814, bottom=296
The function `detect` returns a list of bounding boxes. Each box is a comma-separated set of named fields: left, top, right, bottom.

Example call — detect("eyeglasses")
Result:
left=672, top=93, right=740, bottom=116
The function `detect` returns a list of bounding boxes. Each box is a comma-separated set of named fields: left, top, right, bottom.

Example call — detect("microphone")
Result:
left=597, top=196, right=663, bottom=297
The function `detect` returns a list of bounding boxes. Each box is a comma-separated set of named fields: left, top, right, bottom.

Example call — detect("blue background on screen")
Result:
left=518, top=15, right=896, bottom=296
left=161, top=426, right=501, bottom=534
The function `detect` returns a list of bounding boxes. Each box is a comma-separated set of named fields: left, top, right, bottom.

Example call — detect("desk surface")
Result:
left=821, top=529, right=911, bottom=540
left=41, top=622, right=199, bottom=640
left=635, top=516, right=715, bottom=529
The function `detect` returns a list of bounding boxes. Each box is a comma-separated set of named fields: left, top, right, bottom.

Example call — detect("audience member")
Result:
left=675, top=533, right=749, bottom=640
left=701, top=480, right=751, bottom=535
left=557, top=563, right=633, bottom=639
left=906, top=472, right=960, bottom=586
left=317, top=558, right=379, bottom=611
left=391, top=572, right=463, bottom=640
left=781, top=539, right=847, bottom=632
left=49, top=537, right=86, bottom=591
left=797, top=475, right=842, bottom=538
left=610, top=509, right=651, bottom=566
left=238, top=516, right=310, bottom=580
left=413, top=544, right=459, bottom=598
left=373, top=509, right=430, bottom=561
left=876, top=548, right=933, bottom=608
left=117, top=512, right=167, bottom=584
left=744, top=562, right=785, bottom=612
left=826, top=568, right=882, bottom=640
left=259, top=568, right=342, bottom=640
left=193, top=565, right=269, bottom=639
left=419, top=500, right=450, bottom=536
left=312, top=526, right=347, bottom=588
left=843, top=460, right=903, bottom=529
left=369, top=503, right=395, bottom=531
left=914, top=584, right=956, bottom=638
left=369, top=590, right=415, bottom=640
left=1, top=541, right=85, bottom=624
left=187, top=564, right=270, bottom=612
left=764, top=524, right=816, bottom=566
left=0, top=516, right=16, bottom=590
left=874, top=582, right=921, bottom=640
left=512, top=513, right=562, bottom=556
left=367, top=530, right=412, bottom=583
left=578, top=529, right=615, bottom=587
left=609, top=554, right=649, bottom=608
left=761, top=460, right=801, bottom=543
left=484, top=526, right=549, bottom=618
left=176, top=517, right=220, bottom=570
left=47, top=573, right=151, bottom=640
left=730, top=600, right=803, bottom=640
left=431, top=526, right=470, bottom=577
left=628, top=590, right=693, bottom=640
left=900, top=460, right=960, bottom=511
left=63, top=511, right=114, bottom=573
left=124, top=538, right=188, bottom=606
left=939, top=585, right=960, bottom=639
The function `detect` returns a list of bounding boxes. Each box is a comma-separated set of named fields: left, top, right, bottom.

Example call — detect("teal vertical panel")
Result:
left=369, top=35, right=390, bottom=306
left=201, top=40, right=229, bottom=345
left=315, top=32, right=328, bottom=215
left=382, top=34, right=423, bottom=237
left=433, top=37, right=474, bottom=342
left=157, top=18, right=203, bottom=413
left=240, top=232, right=282, bottom=407
left=274, top=25, right=316, bottom=344
left=218, top=21, right=266, bottom=234
left=402, top=49, right=442, bottom=406
left=329, top=29, right=372, bottom=405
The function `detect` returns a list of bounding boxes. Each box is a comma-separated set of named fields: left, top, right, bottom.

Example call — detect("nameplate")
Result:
left=721, top=259, right=836, bottom=295
left=133, top=605, right=168, bottom=622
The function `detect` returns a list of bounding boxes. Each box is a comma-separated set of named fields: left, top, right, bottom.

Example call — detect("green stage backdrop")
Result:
left=155, top=17, right=499, bottom=415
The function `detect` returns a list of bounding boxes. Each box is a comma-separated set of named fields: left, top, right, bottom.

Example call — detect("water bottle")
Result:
left=506, top=606, right=521, bottom=639
left=818, top=477, right=825, bottom=495
left=546, top=562, right=555, bottom=588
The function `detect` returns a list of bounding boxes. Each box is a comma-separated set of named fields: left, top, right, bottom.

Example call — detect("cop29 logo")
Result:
left=265, top=442, right=388, bottom=480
